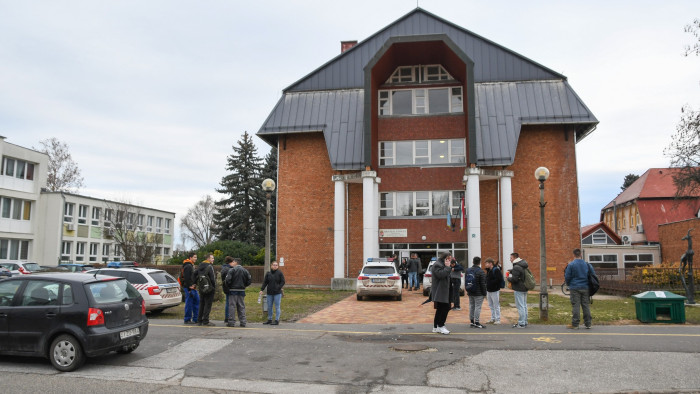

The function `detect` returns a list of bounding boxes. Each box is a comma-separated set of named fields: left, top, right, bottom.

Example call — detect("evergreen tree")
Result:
left=261, top=147, right=278, bottom=251
left=213, top=131, right=265, bottom=245
left=620, top=173, right=640, bottom=191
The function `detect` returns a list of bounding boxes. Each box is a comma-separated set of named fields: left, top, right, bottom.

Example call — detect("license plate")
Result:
left=120, top=328, right=139, bottom=340
left=166, top=288, right=177, bottom=293
left=371, top=278, right=385, bottom=283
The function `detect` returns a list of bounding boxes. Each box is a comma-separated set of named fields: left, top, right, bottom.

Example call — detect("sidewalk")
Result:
left=298, top=287, right=511, bottom=324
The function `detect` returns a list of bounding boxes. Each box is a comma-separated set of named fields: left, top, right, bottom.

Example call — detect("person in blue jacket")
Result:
left=564, top=248, right=595, bottom=329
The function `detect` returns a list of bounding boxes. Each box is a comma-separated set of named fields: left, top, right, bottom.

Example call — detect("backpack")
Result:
left=465, top=268, right=476, bottom=292
left=587, top=263, right=600, bottom=297
left=495, top=267, right=506, bottom=289
left=523, top=267, right=536, bottom=290
left=197, top=266, right=214, bottom=295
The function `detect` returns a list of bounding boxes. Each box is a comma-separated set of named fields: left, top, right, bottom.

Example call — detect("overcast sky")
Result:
left=1, top=1, right=699, bottom=246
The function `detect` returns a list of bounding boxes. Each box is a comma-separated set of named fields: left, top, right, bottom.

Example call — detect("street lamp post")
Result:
left=535, top=167, right=550, bottom=321
left=262, top=178, right=276, bottom=275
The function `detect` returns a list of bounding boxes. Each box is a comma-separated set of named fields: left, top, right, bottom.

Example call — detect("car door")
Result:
left=8, top=280, right=62, bottom=354
left=0, top=279, right=22, bottom=351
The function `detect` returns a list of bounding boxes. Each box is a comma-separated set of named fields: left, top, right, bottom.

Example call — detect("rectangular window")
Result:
left=414, top=89, right=426, bottom=114
left=415, top=192, right=430, bottom=216
left=380, top=190, right=463, bottom=217
left=9, top=240, right=19, bottom=260
left=380, top=193, right=393, bottom=217
left=11, top=199, right=21, bottom=220
left=391, top=90, right=412, bottom=115
left=78, top=205, right=88, bottom=224
left=591, top=231, right=608, bottom=245
left=165, top=218, right=171, bottom=234
left=164, top=247, right=170, bottom=255
left=19, top=240, right=29, bottom=260
left=431, top=140, right=449, bottom=164
left=451, top=191, right=464, bottom=216
left=451, top=87, right=463, bottom=112
left=22, top=201, right=31, bottom=220
left=450, top=140, right=466, bottom=164
left=0, top=239, right=7, bottom=259
left=428, top=88, right=449, bottom=114
left=378, top=87, right=463, bottom=116
left=1, top=197, right=10, bottom=219
left=26, top=163, right=34, bottom=180
left=623, top=254, right=654, bottom=268
left=379, top=139, right=466, bottom=167
left=395, top=192, right=413, bottom=216
left=4, top=158, right=14, bottom=177
left=432, top=191, right=449, bottom=215
left=2, top=158, right=35, bottom=180
left=91, top=207, right=101, bottom=225
left=61, top=241, right=71, bottom=261
left=379, top=91, right=390, bottom=116
left=414, top=141, right=429, bottom=164
left=147, top=216, right=154, bottom=232
left=75, top=242, right=86, bottom=262
left=156, top=217, right=163, bottom=233
left=589, top=254, right=618, bottom=269
left=102, top=243, right=110, bottom=261
left=103, top=209, right=112, bottom=227
left=15, top=161, right=25, bottom=179
left=114, top=245, right=122, bottom=258
left=138, top=214, right=145, bottom=227
left=89, top=243, right=98, bottom=262
left=64, top=203, right=74, bottom=222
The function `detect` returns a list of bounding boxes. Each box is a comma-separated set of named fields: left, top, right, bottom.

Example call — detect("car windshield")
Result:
left=87, top=279, right=140, bottom=304
left=24, top=263, right=41, bottom=271
left=362, top=266, right=395, bottom=275
left=147, top=271, right=178, bottom=284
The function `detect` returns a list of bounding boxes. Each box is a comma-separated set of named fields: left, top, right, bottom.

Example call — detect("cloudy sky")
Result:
left=1, top=0, right=699, bottom=245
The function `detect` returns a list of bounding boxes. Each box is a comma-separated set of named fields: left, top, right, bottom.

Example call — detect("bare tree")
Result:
left=683, top=18, right=700, bottom=57
left=33, top=137, right=85, bottom=192
left=103, top=200, right=164, bottom=264
left=180, top=195, right=216, bottom=248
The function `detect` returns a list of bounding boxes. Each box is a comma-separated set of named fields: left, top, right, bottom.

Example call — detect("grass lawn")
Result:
left=500, top=292, right=700, bottom=325
left=149, top=288, right=354, bottom=323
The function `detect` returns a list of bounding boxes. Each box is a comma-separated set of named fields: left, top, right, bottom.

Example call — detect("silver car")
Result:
left=356, top=261, right=402, bottom=301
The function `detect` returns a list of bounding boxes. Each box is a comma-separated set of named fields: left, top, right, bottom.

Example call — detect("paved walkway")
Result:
left=299, top=287, right=517, bottom=325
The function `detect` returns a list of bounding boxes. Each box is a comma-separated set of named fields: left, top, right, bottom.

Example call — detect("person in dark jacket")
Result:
left=429, top=252, right=453, bottom=334
left=181, top=253, right=199, bottom=324
left=484, top=257, right=503, bottom=324
left=449, top=258, right=464, bottom=311
left=507, top=252, right=529, bottom=328
left=193, top=253, right=216, bottom=326
left=225, top=258, right=251, bottom=327
left=564, top=248, right=594, bottom=329
left=466, top=256, right=487, bottom=328
left=260, top=260, right=286, bottom=325
left=220, top=256, right=234, bottom=324
left=399, top=258, right=408, bottom=289
left=407, top=253, right=421, bottom=291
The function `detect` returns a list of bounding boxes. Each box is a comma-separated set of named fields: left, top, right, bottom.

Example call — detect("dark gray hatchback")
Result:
left=0, top=273, right=149, bottom=371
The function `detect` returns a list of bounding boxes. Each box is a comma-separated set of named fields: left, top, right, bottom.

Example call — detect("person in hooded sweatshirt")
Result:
left=507, top=252, right=529, bottom=328
left=260, top=260, right=285, bottom=325
left=193, top=253, right=217, bottom=326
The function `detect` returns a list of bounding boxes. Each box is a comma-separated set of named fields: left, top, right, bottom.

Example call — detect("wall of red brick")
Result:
left=658, top=217, right=700, bottom=264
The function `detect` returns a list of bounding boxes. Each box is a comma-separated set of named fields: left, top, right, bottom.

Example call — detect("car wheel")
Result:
left=356, top=294, right=362, bottom=301
left=149, top=309, right=163, bottom=315
left=116, top=342, right=140, bottom=354
left=50, top=334, right=85, bottom=372
left=396, top=295, right=402, bottom=301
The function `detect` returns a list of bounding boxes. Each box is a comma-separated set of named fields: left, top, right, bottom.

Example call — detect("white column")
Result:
left=373, top=178, right=381, bottom=258
left=465, top=169, right=481, bottom=264
left=362, top=172, right=376, bottom=263
left=500, top=175, right=514, bottom=272
left=334, top=179, right=345, bottom=278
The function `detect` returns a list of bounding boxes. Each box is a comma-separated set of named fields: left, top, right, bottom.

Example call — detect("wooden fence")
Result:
left=597, top=267, right=700, bottom=296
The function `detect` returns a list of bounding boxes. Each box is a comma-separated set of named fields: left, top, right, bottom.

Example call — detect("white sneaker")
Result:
left=439, top=326, right=450, bottom=335
left=432, top=327, right=439, bottom=333
left=493, top=321, right=501, bottom=325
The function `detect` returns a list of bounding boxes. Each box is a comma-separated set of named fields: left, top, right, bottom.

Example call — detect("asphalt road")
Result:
left=1, top=320, right=699, bottom=393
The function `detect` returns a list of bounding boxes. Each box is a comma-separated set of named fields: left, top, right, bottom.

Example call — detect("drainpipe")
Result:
left=59, top=192, right=65, bottom=264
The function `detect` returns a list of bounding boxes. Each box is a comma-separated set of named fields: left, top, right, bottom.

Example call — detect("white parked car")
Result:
left=422, top=258, right=465, bottom=296
left=86, top=267, right=181, bottom=314
left=356, top=259, right=402, bottom=301
left=0, top=261, right=41, bottom=275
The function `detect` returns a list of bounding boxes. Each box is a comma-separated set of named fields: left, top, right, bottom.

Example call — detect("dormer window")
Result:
left=385, top=64, right=455, bottom=84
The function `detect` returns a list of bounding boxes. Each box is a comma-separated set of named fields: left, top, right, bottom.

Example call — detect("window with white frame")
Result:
left=78, top=205, right=88, bottom=224
left=2, top=157, right=35, bottom=181
left=147, top=216, right=154, bottom=232
left=102, top=243, right=111, bottom=261
left=127, top=212, right=135, bottom=230
left=75, top=242, right=86, bottom=262
left=380, top=190, right=464, bottom=217
left=156, top=217, right=163, bottom=233
left=64, top=203, right=75, bottom=223
left=89, top=243, right=98, bottom=262
left=385, top=64, right=455, bottom=84
left=114, top=245, right=122, bottom=259
left=378, top=87, right=463, bottom=116
left=61, top=241, right=72, bottom=261
left=0, top=198, right=31, bottom=221
left=103, top=209, right=112, bottom=227
left=379, top=139, right=466, bottom=167
left=623, top=253, right=654, bottom=268
left=165, top=218, right=171, bottom=234
left=591, top=230, right=608, bottom=245
left=91, top=207, right=101, bottom=226
left=588, top=254, right=618, bottom=269
left=0, top=239, right=30, bottom=260
left=164, top=247, right=170, bottom=256
left=137, top=214, right=144, bottom=230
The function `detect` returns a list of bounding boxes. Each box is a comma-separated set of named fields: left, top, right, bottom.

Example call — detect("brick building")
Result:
left=257, top=8, right=597, bottom=286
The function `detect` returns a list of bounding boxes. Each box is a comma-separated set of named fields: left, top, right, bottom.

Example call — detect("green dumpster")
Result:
left=632, top=291, right=686, bottom=323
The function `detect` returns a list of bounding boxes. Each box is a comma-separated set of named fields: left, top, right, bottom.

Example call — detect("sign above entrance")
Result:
left=379, top=229, right=407, bottom=238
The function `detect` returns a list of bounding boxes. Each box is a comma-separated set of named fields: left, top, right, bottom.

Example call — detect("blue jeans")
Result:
left=267, top=293, right=282, bottom=321
left=183, top=287, right=200, bottom=322
left=514, top=291, right=528, bottom=326
left=408, top=272, right=418, bottom=288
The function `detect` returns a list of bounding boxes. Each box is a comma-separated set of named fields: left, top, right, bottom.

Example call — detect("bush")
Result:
left=167, top=240, right=272, bottom=266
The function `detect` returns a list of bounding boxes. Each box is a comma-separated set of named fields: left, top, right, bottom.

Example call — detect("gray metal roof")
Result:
left=286, top=8, right=565, bottom=92
left=259, top=81, right=597, bottom=170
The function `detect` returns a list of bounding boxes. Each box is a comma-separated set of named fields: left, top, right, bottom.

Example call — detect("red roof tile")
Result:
left=603, top=168, right=700, bottom=210
left=636, top=199, right=700, bottom=242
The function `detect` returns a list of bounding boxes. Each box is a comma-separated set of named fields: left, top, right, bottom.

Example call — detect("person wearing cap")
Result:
left=430, top=252, right=453, bottom=334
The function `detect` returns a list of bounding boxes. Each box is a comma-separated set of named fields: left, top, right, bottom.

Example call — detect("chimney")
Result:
left=341, top=40, right=358, bottom=53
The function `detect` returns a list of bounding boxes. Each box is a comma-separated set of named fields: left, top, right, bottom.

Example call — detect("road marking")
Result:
left=532, top=336, right=562, bottom=343
left=130, top=338, right=232, bottom=369
left=149, top=323, right=700, bottom=337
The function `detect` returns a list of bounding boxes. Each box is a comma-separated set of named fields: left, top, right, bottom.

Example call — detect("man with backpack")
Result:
left=180, top=253, right=199, bottom=324
left=507, top=252, right=530, bottom=328
left=193, top=253, right=216, bottom=326
left=225, top=258, right=252, bottom=327
left=565, top=248, right=595, bottom=329
left=484, top=257, right=503, bottom=324
left=466, top=256, right=487, bottom=328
